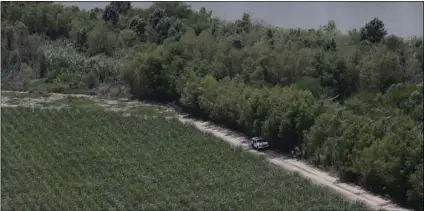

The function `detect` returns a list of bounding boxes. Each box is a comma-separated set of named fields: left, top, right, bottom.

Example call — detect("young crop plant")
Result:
left=1, top=107, right=368, bottom=210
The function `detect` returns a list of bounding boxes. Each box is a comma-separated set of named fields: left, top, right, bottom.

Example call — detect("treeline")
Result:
left=1, top=2, right=423, bottom=210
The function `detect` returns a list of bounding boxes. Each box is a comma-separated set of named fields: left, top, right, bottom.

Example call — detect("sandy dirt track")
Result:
left=0, top=90, right=411, bottom=211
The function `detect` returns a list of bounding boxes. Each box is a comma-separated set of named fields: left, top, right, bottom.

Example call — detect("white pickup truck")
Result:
left=250, top=137, right=270, bottom=150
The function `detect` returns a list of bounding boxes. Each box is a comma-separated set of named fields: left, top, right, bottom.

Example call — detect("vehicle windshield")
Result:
left=256, top=138, right=266, bottom=143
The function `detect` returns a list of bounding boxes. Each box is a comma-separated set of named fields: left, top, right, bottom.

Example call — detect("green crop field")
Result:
left=1, top=106, right=367, bottom=210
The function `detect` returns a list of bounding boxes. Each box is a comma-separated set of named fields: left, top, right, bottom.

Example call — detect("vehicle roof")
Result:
left=251, top=137, right=264, bottom=141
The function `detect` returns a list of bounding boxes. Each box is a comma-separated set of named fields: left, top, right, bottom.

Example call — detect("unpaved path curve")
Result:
left=0, top=90, right=411, bottom=211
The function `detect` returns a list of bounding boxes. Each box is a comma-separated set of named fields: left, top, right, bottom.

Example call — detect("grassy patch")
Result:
left=1, top=107, right=367, bottom=210
left=1, top=91, right=45, bottom=98
left=126, top=105, right=174, bottom=117
left=53, top=96, right=102, bottom=111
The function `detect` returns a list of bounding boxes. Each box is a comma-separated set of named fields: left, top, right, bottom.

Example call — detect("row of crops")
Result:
left=1, top=107, right=367, bottom=210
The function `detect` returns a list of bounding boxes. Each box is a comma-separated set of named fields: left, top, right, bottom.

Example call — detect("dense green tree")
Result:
left=89, top=10, right=97, bottom=20
left=312, top=52, right=358, bottom=100
left=87, top=22, right=118, bottom=56
left=145, top=8, right=173, bottom=44
left=111, top=1, right=131, bottom=15
left=152, top=2, right=192, bottom=19
left=186, top=6, right=212, bottom=36
left=130, top=15, right=148, bottom=41
left=118, top=29, right=137, bottom=47
left=360, top=17, right=387, bottom=43
left=385, top=34, right=404, bottom=52
left=358, top=47, right=402, bottom=92
left=75, top=28, right=88, bottom=52
left=103, top=3, right=119, bottom=25
left=235, top=13, right=252, bottom=34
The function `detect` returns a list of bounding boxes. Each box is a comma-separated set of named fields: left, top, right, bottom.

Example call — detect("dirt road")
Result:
left=177, top=115, right=409, bottom=211
left=0, top=90, right=410, bottom=211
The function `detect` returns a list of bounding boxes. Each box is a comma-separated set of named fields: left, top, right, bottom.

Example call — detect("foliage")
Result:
left=118, top=28, right=137, bottom=47
left=1, top=21, right=45, bottom=90
left=111, top=1, right=131, bottom=15
left=103, top=3, right=119, bottom=25
left=129, top=15, right=147, bottom=41
left=305, top=109, right=423, bottom=206
left=357, top=47, right=403, bottom=92
left=87, top=22, right=118, bottom=56
left=360, top=17, right=387, bottom=44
